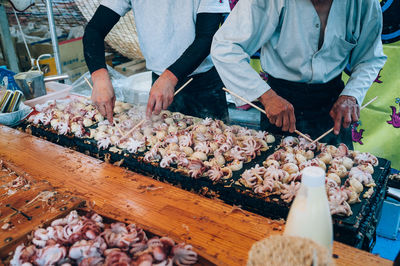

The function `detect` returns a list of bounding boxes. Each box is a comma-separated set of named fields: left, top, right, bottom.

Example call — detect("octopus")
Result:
left=328, top=187, right=353, bottom=216
left=242, top=138, right=262, bottom=159
left=282, top=163, right=299, bottom=175
left=97, top=137, right=112, bottom=150
left=263, top=159, right=280, bottom=168
left=282, top=152, right=297, bottom=165
left=357, top=163, right=374, bottom=174
left=333, top=143, right=349, bottom=158
left=328, top=164, right=348, bottom=178
left=194, top=142, right=210, bottom=155
left=160, top=153, right=178, bottom=168
left=10, top=244, right=36, bottom=265
left=207, top=166, right=232, bottom=182
left=280, top=182, right=301, bottom=203
left=264, top=166, right=288, bottom=182
left=124, top=138, right=145, bottom=154
left=69, top=237, right=107, bottom=261
left=227, top=160, right=243, bottom=172
left=227, top=146, right=246, bottom=161
left=354, top=152, right=379, bottom=167
left=317, top=152, right=332, bottom=165
left=171, top=244, right=198, bottom=265
left=298, top=136, right=317, bottom=151
left=144, top=145, right=162, bottom=163
left=299, top=158, right=326, bottom=171
left=33, top=244, right=67, bottom=265
left=349, top=167, right=375, bottom=187
left=104, top=248, right=132, bottom=265
left=345, top=177, right=364, bottom=194
left=178, top=133, right=193, bottom=147
left=187, top=159, right=205, bottom=179
left=281, top=136, right=299, bottom=147
left=102, top=223, right=146, bottom=251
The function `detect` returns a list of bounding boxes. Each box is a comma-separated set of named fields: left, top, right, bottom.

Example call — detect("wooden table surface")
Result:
left=0, top=125, right=392, bottom=266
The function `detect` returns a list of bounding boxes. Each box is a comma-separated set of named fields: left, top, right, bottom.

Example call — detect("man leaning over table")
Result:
left=211, top=0, right=387, bottom=147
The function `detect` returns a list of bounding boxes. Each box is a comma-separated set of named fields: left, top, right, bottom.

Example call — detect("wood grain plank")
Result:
left=0, top=125, right=391, bottom=266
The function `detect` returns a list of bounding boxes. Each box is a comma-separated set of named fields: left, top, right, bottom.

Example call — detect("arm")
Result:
left=82, top=5, right=120, bottom=122
left=331, top=2, right=387, bottom=134
left=211, top=0, right=295, bottom=132
left=146, top=13, right=225, bottom=117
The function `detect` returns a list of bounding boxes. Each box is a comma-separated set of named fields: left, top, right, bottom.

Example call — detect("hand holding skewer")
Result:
left=312, top=96, right=378, bottom=144
left=119, top=78, right=193, bottom=142
left=222, top=87, right=313, bottom=143
left=84, top=77, right=124, bottom=136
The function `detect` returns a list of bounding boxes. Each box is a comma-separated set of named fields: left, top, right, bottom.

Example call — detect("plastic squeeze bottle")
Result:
left=284, top=166, right=333, bottom=253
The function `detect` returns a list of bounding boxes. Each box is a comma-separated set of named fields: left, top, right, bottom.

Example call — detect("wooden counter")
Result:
left=0, top=125, right=391, bottom=266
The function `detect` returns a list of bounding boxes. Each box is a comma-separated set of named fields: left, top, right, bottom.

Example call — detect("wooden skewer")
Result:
left=174, top=78, right=193, bottom=96
left=312, top=96, right=378, bottom=144
left=84, top=77, right=125, bottom=136
left=222, top=87, right=314, bottom=143
left=119, top=77, right=194, bottom=141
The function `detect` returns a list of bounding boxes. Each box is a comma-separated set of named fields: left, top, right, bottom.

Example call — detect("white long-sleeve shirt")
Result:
left=101, top=0, right=230, bottom=75
left=211, top=0, right=387, bottom=106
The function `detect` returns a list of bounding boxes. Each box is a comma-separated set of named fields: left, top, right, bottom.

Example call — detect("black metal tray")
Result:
left=18, top=122, right=391, bottom=251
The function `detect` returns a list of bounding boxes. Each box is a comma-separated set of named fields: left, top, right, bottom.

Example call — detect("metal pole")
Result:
left=45, top=0, right=62, bottom=75
left=0, top=4, right=20, bottom=73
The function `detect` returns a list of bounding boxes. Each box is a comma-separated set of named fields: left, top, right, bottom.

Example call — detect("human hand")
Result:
left=330, top=95, right=359, bottom=135
left=259, top=89, right=296, bottom=133
left=146, top=69, right=178, bottom=117
left=91, top=68, right=116, bottom=123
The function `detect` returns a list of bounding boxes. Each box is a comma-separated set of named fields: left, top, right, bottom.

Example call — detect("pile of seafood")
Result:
left=143, top=118, right=275, bottom=181
left=238, top=136, right=379, bottom=217
left=26, top=97, right=276, bottom=183
left=11, top=211, right=197, bottom=266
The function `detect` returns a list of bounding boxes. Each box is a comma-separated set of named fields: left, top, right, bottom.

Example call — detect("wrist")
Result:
left=91, top=68, right=109, bottom=83
left=258, top=89, right=277, bottom=106
left=161, top=69, right=179, bottom=87
left=340, top=95, right=358, bottom=104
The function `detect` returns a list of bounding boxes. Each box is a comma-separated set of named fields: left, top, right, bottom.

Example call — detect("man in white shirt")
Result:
left=211, top=0, right=387, bottom=146
left=83, top=0, right=231, bottom=123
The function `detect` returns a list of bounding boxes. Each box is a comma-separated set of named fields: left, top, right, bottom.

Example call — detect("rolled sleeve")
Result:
left=100, top=0, right=131, bottom=16
left=211, top=0, right=283, bottom=106
left=341, top=2, right=387, bottom=106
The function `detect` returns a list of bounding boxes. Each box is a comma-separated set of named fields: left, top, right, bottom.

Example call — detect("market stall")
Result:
left=0, top=125, right=392, bottom=265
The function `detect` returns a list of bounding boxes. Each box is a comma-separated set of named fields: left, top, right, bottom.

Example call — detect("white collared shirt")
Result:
left=101, top=0, right=230, bottom=75
left=211, top=0, right=387, bottom=106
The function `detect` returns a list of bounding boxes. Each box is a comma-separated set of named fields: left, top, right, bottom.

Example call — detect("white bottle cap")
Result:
left=301, top=166, right=325, bottom=187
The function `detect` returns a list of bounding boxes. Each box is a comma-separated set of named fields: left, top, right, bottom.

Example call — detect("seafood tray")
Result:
left=4, top=209, right=211, bottom=265
left=17, top=122, right=391, bottom=251
left=388, top=172, right=400, bottom=189
left=0, top=160, right=84, bottom=258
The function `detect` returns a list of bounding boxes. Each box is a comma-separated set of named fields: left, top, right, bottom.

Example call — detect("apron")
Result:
left=260, top=73, right=353, bottom=148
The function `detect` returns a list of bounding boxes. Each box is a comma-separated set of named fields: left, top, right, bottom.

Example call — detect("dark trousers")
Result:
left=152, top=67, right=229, bottom=123
left=260, top=74, right=353, bottom=148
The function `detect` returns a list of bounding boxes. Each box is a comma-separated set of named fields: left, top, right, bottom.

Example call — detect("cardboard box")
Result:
left=16, top=37, right=86, bottom=73
left=65, top=65, right=88, bottom=82
left=115, top=59, right=146, bottom=77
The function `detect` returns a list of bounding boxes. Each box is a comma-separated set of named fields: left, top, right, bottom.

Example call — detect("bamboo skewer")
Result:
left=84, top=77, right=125, bottom=136
left=119, top=78, right=194, bottom=141
left=174, top=78, right=193, bottom=96
left=312, top=96, right=378, bottom=144
left=222, top=87, right=314, bottom=143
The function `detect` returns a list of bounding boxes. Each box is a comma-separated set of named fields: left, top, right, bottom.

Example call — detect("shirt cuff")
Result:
left=231, top=81, right=270, bottom=107
left=100, top=0, right=130, bottom=16
left=339, top=86, right=364, bottom=106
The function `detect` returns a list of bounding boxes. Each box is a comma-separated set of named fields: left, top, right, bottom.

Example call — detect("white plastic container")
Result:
left=284, top=166, right=333, bottom=253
